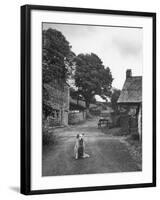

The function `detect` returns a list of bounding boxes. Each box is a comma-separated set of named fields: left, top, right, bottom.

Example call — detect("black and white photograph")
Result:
left=0, top=0, right=159, bottom=199
left=20, top=5, right=156, bottom=194
left=42, top=23, right=143, bottom=176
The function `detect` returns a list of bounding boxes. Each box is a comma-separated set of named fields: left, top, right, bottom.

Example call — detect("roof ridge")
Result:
left=118, top=75, right=142, bottom=103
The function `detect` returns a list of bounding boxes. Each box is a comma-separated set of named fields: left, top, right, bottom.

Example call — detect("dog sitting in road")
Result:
left=74, top=133, right=90, bottom=159
left=74, top=134, right=81, bottom=159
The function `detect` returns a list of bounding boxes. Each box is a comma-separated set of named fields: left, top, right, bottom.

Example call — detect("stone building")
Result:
left=44, top=80, right=69, bottom=127
left=118, top=69, right=142, bottom=140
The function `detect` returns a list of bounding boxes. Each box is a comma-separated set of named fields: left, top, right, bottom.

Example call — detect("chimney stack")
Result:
left=126, top=69, right=132, bottom=79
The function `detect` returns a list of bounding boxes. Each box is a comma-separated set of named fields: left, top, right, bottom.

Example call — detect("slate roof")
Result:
left=117, top=76, right=142, bottom=103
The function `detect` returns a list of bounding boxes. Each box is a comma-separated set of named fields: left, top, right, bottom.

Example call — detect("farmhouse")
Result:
left=118, top=69, right=142, bottom=140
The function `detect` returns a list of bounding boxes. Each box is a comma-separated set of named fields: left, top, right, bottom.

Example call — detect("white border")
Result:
left=31, top=10, right=153, bottom=190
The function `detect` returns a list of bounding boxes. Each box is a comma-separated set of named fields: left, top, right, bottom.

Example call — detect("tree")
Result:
left=111, top=89, right=121, bottom=113
left=42, top=28, right=75, bottom=117
left=74, top=53, right=113, bottom=109
left=43, top=28, right=75, bottom=83
left=70, top=87, right=80, bottom=100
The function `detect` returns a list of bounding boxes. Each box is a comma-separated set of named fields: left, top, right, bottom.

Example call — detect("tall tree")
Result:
left=43, top=28, right=75, bottom=83
left=74, top=53, right=113, bottom=109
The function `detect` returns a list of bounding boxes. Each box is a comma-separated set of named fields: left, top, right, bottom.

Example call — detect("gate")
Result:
left=129, top=115, right=138, bottom=136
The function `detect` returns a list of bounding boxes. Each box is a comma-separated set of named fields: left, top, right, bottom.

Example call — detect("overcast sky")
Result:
left=43, top=23, right=143, bottom=92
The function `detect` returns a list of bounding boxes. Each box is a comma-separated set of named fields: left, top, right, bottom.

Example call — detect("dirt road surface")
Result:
left=42, top=118, right=140, bottom=176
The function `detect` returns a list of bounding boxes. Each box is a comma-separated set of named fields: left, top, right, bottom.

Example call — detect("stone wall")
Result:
left=44, top=82, right=69, bottom=126
left=119, top=104, right=141, bottom=138
left=68, top=111, right=86, bottom=125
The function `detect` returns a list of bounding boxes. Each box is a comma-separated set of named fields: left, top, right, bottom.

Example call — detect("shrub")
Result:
left=42, top=118, right=54, bottom=145
left=129, top=134, right=140, bottom=141
left=42, top=128, right=53, bottom=145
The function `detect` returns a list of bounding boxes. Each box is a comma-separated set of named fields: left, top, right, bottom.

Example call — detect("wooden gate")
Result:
left=129, top=115, right=138, bottom=136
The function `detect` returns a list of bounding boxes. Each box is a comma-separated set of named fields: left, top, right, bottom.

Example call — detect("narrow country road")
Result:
left=42, top=118, right=140, bottom=176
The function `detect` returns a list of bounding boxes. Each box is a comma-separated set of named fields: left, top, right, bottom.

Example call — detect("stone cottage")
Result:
left=117, top=69, right=142, bottom=140
left=44, top=80, right=69, bottom=127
